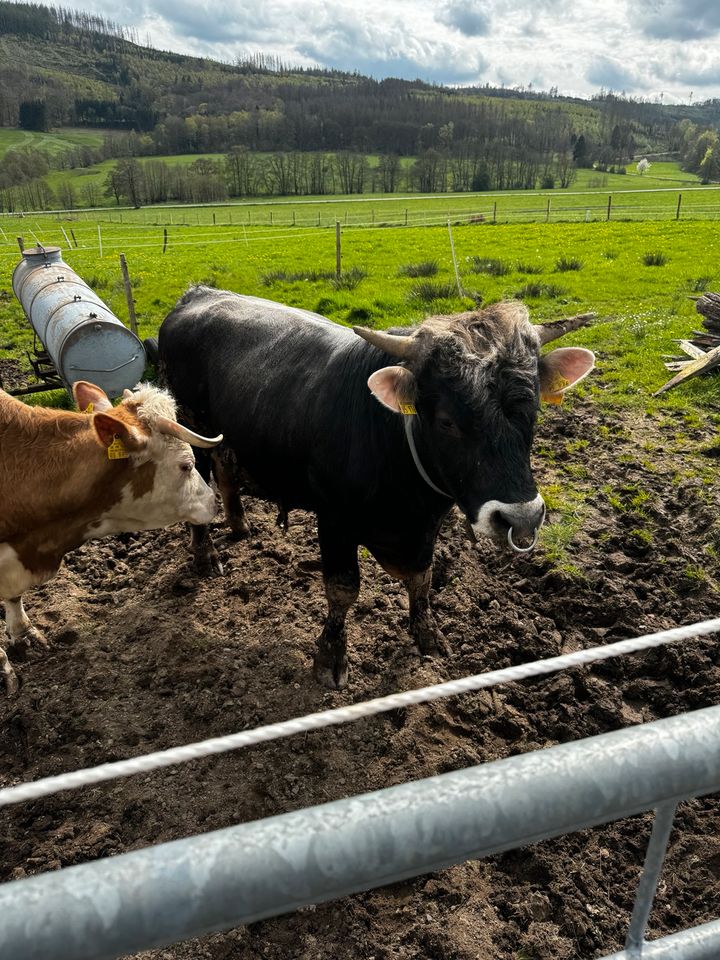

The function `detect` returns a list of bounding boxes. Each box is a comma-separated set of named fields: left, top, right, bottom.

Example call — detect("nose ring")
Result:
left=507, top=527, right=539, bottom=553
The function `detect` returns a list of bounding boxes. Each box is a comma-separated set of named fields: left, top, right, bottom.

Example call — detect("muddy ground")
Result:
left=1, top=397, right=720, bottom=959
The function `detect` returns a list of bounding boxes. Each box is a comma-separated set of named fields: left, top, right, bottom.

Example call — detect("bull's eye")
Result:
left=437, top=415, right=461, bottom=437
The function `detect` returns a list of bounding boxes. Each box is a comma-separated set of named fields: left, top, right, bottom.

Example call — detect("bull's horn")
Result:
left=156, top=416, right=223, bottom=448
left=353, top=326, right=418, bottom=359
left=536, top=312, right=596, bottom=345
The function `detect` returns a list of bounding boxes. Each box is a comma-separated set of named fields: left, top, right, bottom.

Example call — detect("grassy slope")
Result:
left=0, top=127, right=107, bottom=160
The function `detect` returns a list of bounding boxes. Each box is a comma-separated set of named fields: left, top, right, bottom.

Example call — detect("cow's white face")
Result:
left=74, top=381, right=221, bottom=540
left=86, top=438, right=217, bottom=540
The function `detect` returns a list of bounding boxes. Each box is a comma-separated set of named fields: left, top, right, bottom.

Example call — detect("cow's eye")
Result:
left=179, top=461, right=194, bottom=474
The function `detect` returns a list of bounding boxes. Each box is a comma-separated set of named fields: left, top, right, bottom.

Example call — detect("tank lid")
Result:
left=21, top=245, right=63, bottom=263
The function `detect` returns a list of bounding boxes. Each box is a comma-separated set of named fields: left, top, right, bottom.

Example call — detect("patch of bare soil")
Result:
left=2, top=400, right=720, bottom=959
left=0, top=358, right=31, bottom=393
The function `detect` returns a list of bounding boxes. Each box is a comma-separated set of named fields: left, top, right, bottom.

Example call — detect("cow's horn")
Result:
left=536, top=312, right=596, bottom=345
left=156, top=416, right=223, bottom=448
left=353, top=326, right=418, bottom=359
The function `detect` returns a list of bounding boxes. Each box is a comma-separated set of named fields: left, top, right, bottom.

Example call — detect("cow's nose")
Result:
left=472, top=494, right=546, bottom=549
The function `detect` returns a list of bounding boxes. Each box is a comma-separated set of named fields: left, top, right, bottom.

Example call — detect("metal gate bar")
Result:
left=600, top=918, right=720, bottom=960
left=1, top=705, right=719, bottom=960
left=625, top=800, right=678, bottom=952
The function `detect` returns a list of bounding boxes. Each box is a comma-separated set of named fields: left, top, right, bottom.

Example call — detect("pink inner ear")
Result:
left=540, top=347, right=595, bottom=393
left=367, top=366, right=413, bottom=413
left=73, top=380, right=113, bottom=413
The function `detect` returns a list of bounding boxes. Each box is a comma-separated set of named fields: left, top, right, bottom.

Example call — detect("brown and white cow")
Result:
left=0, top=380, right=222, bottom=694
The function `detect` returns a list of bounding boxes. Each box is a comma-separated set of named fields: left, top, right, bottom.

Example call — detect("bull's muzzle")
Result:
left=472, top=494, right=546, bottom=553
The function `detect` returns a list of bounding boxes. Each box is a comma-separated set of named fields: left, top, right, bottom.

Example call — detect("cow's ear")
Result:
left=91, top=413, right=148, bottom=453
left=539, top=348, right=595, bottom=405
left=367, top=366, right=417, bottom=414
left=73, top=380, right=113, bottom=414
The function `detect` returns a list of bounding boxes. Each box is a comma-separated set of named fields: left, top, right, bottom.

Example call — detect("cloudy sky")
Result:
left=36, top=0, right=720, bottom=102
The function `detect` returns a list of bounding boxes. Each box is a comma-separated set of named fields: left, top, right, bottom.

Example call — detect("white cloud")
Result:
left=13, top=0, right=720, bottom=100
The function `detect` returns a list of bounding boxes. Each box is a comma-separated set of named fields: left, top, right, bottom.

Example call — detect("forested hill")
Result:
left=0, top=0, right=720, bottom=178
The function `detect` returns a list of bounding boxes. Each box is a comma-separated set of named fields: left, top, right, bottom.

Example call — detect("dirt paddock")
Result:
left=2, top=399, right=720, bottom=959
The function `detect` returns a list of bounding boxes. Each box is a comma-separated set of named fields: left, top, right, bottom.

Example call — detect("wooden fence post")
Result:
left=336, top=221, right=341, bottom=279
left=162, top=228, right=168, bottom=254
left=492, top=202, right=497, bottom=223
left=546, top=199, right=551, bottom=223
left=97, top=224, right=103, bottom=257
left=16, top=236, right=24, bottom=253
left=607, top=195, right=612, bottom=221
left=119, top=254, right=138, bottom=336
left=676, top=193, right=683, bottom=220
left=70, top=229, right=78, bottom=248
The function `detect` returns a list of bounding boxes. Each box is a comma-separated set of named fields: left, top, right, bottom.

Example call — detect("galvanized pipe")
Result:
left=624, top=800, right=678, bottom=952
left=601, top=919, right=720, bottom=960
left=1, top=706, right=719, bottom=960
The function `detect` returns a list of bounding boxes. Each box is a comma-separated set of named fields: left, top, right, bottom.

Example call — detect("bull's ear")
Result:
left=367, top=366, right=418, bottom=414
left=73, top=380, right=113, bottom=414
left=539, top=347, right=595, bottom=405
left=91, top=413, right=148, bottom=453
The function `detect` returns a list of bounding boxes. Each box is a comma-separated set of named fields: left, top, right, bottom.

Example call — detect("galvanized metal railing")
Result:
left=1, top=704, right=719, bottom=960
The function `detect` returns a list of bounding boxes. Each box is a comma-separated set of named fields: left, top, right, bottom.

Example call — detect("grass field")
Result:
left=2, top=216, right=720, bottom=416
left=0, top=127, right=108, bottom=160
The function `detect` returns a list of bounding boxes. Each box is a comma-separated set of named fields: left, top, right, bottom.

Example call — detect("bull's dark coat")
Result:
left=159, top=288, right=592, bottom=687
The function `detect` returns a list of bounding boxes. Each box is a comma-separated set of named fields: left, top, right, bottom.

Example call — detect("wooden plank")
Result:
left=654, top=343, right=720, bottom=395
left=674, top=340, right=707, bottom=359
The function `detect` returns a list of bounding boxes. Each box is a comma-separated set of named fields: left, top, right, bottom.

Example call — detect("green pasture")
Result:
left=2, top=217, right=720, bottom=416
left=0, top=127, right=107, bottom=161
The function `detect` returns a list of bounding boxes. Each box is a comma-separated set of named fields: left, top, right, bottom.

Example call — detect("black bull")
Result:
left=158, top=288, right=595, bottom=688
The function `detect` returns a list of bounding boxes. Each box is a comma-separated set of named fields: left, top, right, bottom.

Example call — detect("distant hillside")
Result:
left=0, top=0, right=706, bottom=152
left=2, top=0, right=720, bottom=211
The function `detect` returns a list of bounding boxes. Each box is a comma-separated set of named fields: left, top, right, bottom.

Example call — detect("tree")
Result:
left=18, top=99, right=48, bottom=132
left=636, top=157, right=651, bottom=175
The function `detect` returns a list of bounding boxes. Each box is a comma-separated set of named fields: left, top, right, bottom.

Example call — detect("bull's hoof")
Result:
left=411, top=621, right=451, bottom=658
left=228, top=518, right=252, bottom=541
left=192, top=549, right=224, bottom=578
left=313, top=653, right=349, bottom=690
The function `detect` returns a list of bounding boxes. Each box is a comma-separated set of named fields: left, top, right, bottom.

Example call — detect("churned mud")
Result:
left=1, top=398, right=720, bottom=959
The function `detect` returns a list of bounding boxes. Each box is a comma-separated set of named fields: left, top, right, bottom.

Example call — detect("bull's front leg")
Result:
left=314, top=520, right=360, bottom=690
left=211, top=447, right=251, bottom=539
left=188, top=449, right=223, bottom=576
left=406, top=567, right=450, bottom=658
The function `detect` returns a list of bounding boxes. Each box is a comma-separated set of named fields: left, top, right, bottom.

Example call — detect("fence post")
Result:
left=270, top=210, right=273, bottom=226
left=546, top=199, right=551, bottom=223
left=447, top=220, right=463, bottom=298
left=405, top=208, right=408, bottom=225
left=676, top=193, right=682, bottom=220
left=60, top=226, right=71, bottom=248
left=0, top=225, right=6, bottom=242
left=335, top=221, right=341, bottom=279
left=70, top=229, right=78, bottom=248
left=492, top=201, right=497, bottom=223
left=16, top=236, right=24, bottom=253
left=607, top=195, right=612, bottom=221
left=97, top=224, right=103, bottom=257
left=292, top=211, right=296, bottom=226
left=162, top=228, right=168, bottom=255
left=317, top=211, right=320, bottom=227
left=119, top=254, right=138, bottom=337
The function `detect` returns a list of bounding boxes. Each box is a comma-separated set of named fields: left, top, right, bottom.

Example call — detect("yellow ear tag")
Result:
left=82, top=402, right=94, bottom=414
left=398, top=402, right=417, bottom=415
left=107, top=435, right=129, bottom=460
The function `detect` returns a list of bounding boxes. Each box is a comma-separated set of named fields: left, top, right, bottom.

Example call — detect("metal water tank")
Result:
left=11, top=246, right=146, bottom=398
